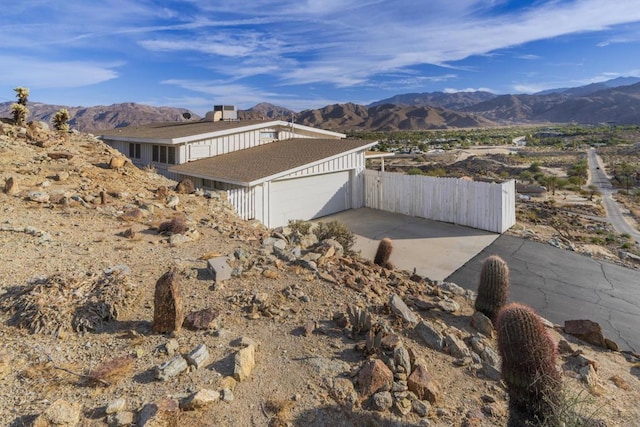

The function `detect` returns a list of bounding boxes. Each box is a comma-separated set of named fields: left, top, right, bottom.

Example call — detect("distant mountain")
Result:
left=238, top=103, right=295, bottom=120
left=295, top=102, right=494, bottom=131
left=535, top=76, right=640, bottom=96
left=0, top=102, right=199, bottom=131
left=369, top=91, right=496, bottom=110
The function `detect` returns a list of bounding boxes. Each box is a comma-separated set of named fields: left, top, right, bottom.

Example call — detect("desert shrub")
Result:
left=158, top=216, right=188, bottom=235
left=313, top=221, right=355, bottom=253
left=53, top=108, right=70, bottom=131
left=288, top=219, right=312, bottom=235
left=407, top=168, right=423, bottom=175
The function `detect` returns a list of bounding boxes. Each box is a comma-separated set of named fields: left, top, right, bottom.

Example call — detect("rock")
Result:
left=357, top=359, right=394, bottom=398
left=331, top=378, right=357, bottom=406
left=153, top=270, right=184, bottom=334
left=480, top=346, right=500, bottom=368
left=370, top=391, right=393, bottom=411
left=395, top=397, right=413, bottom=416
left=414, top=321, right=444, bottom=351
left=439, top=282, right=467, bottom=296
left=412, top=399, right=431, bottom=417
left=109, top=157, right=127, bottom=169
left=4, top=176, right=18, bottom=194
left=407, top=365, right=440, bottom=404
left=183, top=308, right=220, bottom=331
left=106, top=398, right=127, bottom=414
left=604, top=338, right=619, bottom=351
left=444, top=333, right=471, bottom=359
left=470, top=311, right=494, bottom=337
left=169, top=234, right=190, bottom=246
left=138, top=398, right=180, bottom=426
left=155, top=355, right=188, bottom=381
left=303, top=320, right=316, bottom=337
left=163, top=339, right=179, bottom=356
left=207, top=257, right=232, bottom=283
left=394, top=345, right=411, bottom=374
left=557, top=339, right=575, bottom=354
left=48, top=151, right=74, bottom=160
left=389, top=294, right=419, bottom=324
left=55, top=171, right=70, bottom=182
left=166, top=195, right=179, bottom=208
left=221, top=389, right=234, bottom=402
left=218, top=376, right=237, bottom=391
left=175, top=179, right=195, bottom=194
left=186, top=344, right=211, bottom=370
left=564, top=319, right=607, bottom=348
left=233, top=344, right=256, bottom=382
left=107, top=411, right=134, bottom=427
left=181, top=389, right=220, bottom=410
left=34, top=399, right=81, bottom=427
left=437, top=298, right=460, bottom=313
left=28, top=191, right=50, bottom=203
left=480, top=362, right=502, bottom=381
left=381, top=334, right=402, bottom=350
left=609, top=374, right=631, bottom=390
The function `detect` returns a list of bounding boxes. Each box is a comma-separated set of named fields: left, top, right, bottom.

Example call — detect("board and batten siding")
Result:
left=364, top=170, right=516, bottom=233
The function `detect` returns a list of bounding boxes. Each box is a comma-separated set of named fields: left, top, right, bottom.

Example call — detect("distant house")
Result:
left=100, top=107, right=377, bottom=228
left=512, top=136, right=527, bottom=147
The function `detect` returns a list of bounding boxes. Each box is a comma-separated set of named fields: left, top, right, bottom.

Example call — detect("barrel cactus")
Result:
left=496, top=303, right=561, bottom=427
left=373, top=237, right=393, bottom=269
left=474, top=255, right=509, bottom=321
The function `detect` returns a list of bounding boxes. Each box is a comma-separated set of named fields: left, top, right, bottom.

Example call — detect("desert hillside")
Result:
left=0, top=121, right=639, bottom=426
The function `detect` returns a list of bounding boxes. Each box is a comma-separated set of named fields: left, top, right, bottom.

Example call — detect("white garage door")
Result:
left=270, top=171, right=350, bottom=227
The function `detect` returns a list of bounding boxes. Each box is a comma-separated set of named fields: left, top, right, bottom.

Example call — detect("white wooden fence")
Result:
left=364, top=170, right=516, bottom=233
left=226, top=186, right=255, bottom=221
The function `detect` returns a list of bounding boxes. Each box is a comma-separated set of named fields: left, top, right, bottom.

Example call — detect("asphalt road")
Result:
left=588, top=147, right=640, bottom=244
left=447, top=234, right=640, bottom=353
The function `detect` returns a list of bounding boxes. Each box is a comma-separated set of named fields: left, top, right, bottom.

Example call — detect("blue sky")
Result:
left=1, top=0, right=640, bottom=115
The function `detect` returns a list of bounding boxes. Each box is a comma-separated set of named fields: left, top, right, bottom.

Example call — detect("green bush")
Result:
left=313, top=221, right=355, bottom=253
left=288, top=219, right=312, bottom=235
left=407, top=168, right=423, bottom=175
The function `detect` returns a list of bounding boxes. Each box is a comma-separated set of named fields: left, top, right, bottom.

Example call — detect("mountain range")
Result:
left=2, top=77, right=640, bottom=131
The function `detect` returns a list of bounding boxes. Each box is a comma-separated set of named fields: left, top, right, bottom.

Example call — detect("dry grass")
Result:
left=87, top=356, right=135, bottom=387
left=158, top=215, right=188, bottom=235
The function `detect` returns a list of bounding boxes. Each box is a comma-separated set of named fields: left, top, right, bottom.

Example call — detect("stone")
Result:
left=186, top=344, right=211, bottom=370
left=564, top=319, right=607, bottom=348
left=28, top=191, right=50, bottom=203
left=381, top=334, right=402, bottom=350
left=437, top=298, right=460, bottom=313
left=138, top=398, right=180, bottom=426
left=233, top=344, right=256, bottom=382
left=153, top=270, right=184, bottom=334
left=48, top=151, right=74, bottom=160
left=480, top=362, right=502, bottom=381
left=156, top=186, right=169, bottom=199
left=331, top=378, right=357, bottom=406
left=444, top=333, right=471, bottom=359
left=175, top=179, right=195, bottom=194
left=480, top=346, right=500, bottom=368
left=163, top=339, right=179, bottom=356
left=395, top=397, right=413, bottom=415
left=557, top=339, right=575, bottom=354
left=107, top=411, right=134, bottom=427
left=183, top=308, right=220, bottom=330
left=407, top=365, right=440, bottom=404
left=109, top=157, right=126, bottom=169
left=207, top=257, right=232, bottom=283
left=370, top=391, right=393, bottom=411
left=106, top=398, right=126, bottom=414
left=221, top=389, right=234, bottom=402
left=470, top=311, right=494, bottom=337
left=4, top=176, right=18, bottom=194
left=439, top=281, right=467, bottom=296
left=609, top=374, right=631, bottom=390
left=394, top=345, right=411, bottom=374
left=155, top=355, right=188, bottom=381
left=34, top=399, right=81, bottom=427
left=414, top=321, right=444, bottom=351
left=218, top=376, right=237, bottom=391
left=55, top=171, right=70, bottom=182
left=166, top=195, right=179, bottom=208
left=412, top=399, right=431, bottom=417
left=357, top=359, right=394, bottom=398
left=389, top=293, right=419, bottom=324
left=182, top=389, right=220, bottom=410
left=169, top=234, right=190, bottom=246
left=303, top=321, right=316, bottom=337
left=604, top=338, right=619, bottom=351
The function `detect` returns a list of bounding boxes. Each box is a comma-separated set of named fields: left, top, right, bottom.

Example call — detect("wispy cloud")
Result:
left=444, top=87, right=494, bottom=93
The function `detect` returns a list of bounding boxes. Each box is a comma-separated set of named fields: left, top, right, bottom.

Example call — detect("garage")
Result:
left=269, top=171, right=351, bottom=226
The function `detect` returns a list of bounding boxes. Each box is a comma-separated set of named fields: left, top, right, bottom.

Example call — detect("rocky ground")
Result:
left=1, top=121, right=640, bottom=427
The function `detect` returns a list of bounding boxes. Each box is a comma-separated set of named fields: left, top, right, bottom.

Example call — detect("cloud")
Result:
left=517, top=54, right=541, bottom=60
left=0, top=56, right=121, bottom=88
left=444, top=87, right=494, bottom=93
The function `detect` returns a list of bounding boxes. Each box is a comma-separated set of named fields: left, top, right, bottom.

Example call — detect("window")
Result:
left=260, top=131, right=278, bottom=140
left=152, top=145, right=176, bottom=164
left=129, top=143, right=141, bottom=159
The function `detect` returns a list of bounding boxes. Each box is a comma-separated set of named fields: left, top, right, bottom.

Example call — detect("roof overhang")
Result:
left=100, top=120, right=346, bottom=145
left=365, top=151, right=395, bottom=159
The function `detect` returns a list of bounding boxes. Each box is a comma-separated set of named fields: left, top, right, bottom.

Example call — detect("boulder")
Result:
left=233, top=344, right=256, bottom=382
left=183, top=308, right=220, bottom=331
left=564, top=319, right=606, bottom=348
left=153, top=270, right=184, bottom=334
left=357, top=359, right=393, bottom=398
left=109, top=157, right=127, bottom=169
left=407, top=364, right=440, bottom=404
left=175, top=179, right=195, bottom=194
left=414, top=321, right=444, bottom=351
left=389, top=294, right=419, bottom=324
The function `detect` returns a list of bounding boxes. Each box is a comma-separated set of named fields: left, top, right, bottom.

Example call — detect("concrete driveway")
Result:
left=317, top=208, right=499, bottom=282
left=447, top=234, right=640, bottom=353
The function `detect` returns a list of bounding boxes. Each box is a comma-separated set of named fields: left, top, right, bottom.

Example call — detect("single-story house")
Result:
left=100, top=113, right=377, bottom=228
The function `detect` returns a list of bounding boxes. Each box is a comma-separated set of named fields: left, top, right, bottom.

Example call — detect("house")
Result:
left=99, top=109, right=377, bottom=228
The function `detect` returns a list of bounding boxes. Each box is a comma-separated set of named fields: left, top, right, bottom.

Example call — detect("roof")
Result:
left=99, top=120, right=345, bottom=144
left=169, top=138, right=377, bottom=186
left=365, top=150, right=395, bottom=159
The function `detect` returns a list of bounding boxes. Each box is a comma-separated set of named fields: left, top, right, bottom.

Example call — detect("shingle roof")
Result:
left=169, top=138, right=377, bottom=185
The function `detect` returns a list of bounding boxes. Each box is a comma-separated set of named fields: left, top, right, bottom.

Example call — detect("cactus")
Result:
left=53, top=108, right=70, bottom=131
left=496, top=303, right=561, bottom=427
left=373, top=237, right=393, bottom=268
left=11, top=103, right=29, bottom=126
left=474, top=255, right=509, bottom=321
